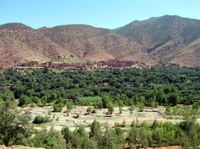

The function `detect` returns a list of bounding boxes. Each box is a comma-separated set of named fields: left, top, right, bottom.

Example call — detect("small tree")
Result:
left=53, top=103, right=63, bottom=112
left=87, top=106, right=92, bottom=113
left=32, top=115, right=52, bottom=124
left=19, top=94, right=31, bottom=106
left=66, top=101, right=73, bottom=110
left=28, top=128, right=66, bottom=149
left=107, top=102, right=114, bottom=114
left=0, top=100, right=33, bottom=146
left=138, top=103, right=145, bottom=112
left=119, top=106, right=122, bottom=114
left=121, top=120, right=126, bottom=127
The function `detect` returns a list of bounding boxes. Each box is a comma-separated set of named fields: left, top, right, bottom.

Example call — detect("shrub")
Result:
left=87, top=106, right=92, bottom=113
left=53, top=103, right=63, bottom=112
left=92, top=109, right=97, bottom=113
left=77, top=96, right=102, bottom=106
left=26, top=128, right=66, bottom=149
left=0, top=100, right=33, bottom=146
left=19, top=94, right=31, bottom=106
left=32, top=115, right=52, bottom=124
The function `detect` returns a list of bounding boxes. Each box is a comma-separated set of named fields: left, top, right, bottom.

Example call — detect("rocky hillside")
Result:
left=114, top=15, right=200, bottom=66
left=38, top=25, right=150, bottom=62
left=0, top=23, right=72, bottom=68
left=1, top=15, right=200, bottom=68
left=0, top=23, right=153, bottom=69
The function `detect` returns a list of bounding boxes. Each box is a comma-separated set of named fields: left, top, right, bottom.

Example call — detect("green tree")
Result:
left=101, top=125, right=123, bottom=149
left=168, top=93, right=179, bottom=106
left=89, top=120, right=102, bottom=143
left=27, top=128, right=66, bottom=149
left=0, top=100, right=33, bottom=146
left=138, top=102, right=145, bottom=111
left=87, top=106, right=92, bottom=113
left=119, top=106, right=122, bottom=114
left=61, top=126, right=73, bottom=144
left=180, top=117, right=199, bottom=149
left=66, top=101, right=73, bottom=111
left=128, top=122, right=138, bottom=146
left=19, top=94, right=31, bottom=106
left=107, top=102, right=114, bottom=114
left=53, top=103, right=63, bottom=112
left=152, top=127, right=164, bottom=146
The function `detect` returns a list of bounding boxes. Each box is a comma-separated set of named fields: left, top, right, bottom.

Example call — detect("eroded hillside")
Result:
left=1, top=15, right=200, bottom=68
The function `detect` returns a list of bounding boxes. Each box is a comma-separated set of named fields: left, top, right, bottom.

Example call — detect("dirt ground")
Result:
left=17, top=106, right=196, bottom=149
left=20, top=106, right=184, bottom=132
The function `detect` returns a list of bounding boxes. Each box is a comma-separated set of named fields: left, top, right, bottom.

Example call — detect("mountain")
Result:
left=1, top=15, right=200, bottom=69
left=114, top=15, right=200, bottom=66
left=0, top=23, right=152, bottom=69
left=0, top=23, right=73, bottom=68
left=38, top=25, right=150, bottom=62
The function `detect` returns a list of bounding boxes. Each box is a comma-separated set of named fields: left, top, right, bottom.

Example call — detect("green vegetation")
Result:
left=61, top=118, right=200, bottom=149
left=26, top=128, right=66, bottom=149
left=1, top=66, right=200, bottom=148
left=32, top=115, right=53, bottom=124
left=0, top=92, right=33, bottom=146
left=1, top=66, right=199, bottom=107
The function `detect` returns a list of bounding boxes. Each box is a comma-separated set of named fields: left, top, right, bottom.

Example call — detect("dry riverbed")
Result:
left=19, top=106, right=184, bottom=132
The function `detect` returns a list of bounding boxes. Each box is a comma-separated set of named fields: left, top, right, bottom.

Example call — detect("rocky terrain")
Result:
left=0, top=15, right=200, bottom=69
left=114, top=15, right=200, bottom=67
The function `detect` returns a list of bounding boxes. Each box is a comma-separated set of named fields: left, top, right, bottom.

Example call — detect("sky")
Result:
left=0, top=0, right=200, bottom=29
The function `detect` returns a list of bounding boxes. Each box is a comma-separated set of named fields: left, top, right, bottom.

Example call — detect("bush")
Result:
left=32, top=115, right=52, bottom=124
left=87, top=106, right=92, bottom=113
left=122, top=120, right=126, bottom=127
left=92, top=109, right=97, bottom=113
left=53, top=103, right=63, bottom=112
left=26, top=128, right=66, bottom=149
left=0, top=100, right=33, bottom=146
left=66, top=101, right=73, bottom=110
left=19, top=94, right=32, bottom=106
left=77, top=96, right=102, bottom=106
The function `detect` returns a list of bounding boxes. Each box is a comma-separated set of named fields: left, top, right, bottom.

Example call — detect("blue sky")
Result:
left=0, top=0, right=200, bottom=29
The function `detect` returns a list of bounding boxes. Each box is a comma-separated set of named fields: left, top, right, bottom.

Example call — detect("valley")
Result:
left=1, top=15, right=200, bottom=148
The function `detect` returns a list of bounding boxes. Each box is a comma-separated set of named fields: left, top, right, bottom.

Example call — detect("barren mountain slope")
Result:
left=169, top=38, right=200, bottom=67
left=1, top=15, right=200, bottom=68
left=114, top=15, right=200, bottom=65
left=38, top=25, right=153, bottom=64
left=0, top=23, right=72, bottom=68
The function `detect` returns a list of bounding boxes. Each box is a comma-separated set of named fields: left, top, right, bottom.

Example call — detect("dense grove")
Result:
left=0, top=66, right=200, bottom=148
left=1, top=66, right=200, bottom=107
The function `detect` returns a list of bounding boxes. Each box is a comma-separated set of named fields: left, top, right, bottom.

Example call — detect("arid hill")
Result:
left=0, top=23, right=72, bottom=68
left=114, top=15, right=200, bottom=66
left=38, top=25, right=151, bottom=63
left=0, top=23, right=153, bottom=69
left=1, top=15, right=200, bottom=68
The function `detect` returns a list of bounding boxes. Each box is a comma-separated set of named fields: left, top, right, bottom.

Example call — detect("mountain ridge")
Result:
left=0, top=15, right=200, bottom=68
left=114, top=15, right=200, bottom=66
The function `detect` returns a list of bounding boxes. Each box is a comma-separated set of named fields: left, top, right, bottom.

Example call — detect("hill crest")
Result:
left=1, top=15, right=200, bottom=68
